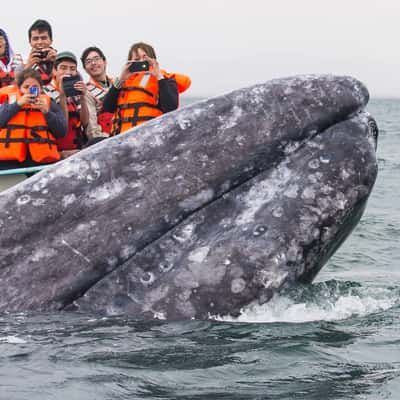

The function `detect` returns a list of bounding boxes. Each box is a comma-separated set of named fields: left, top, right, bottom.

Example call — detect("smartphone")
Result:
left=29, top=86, right=39, bottom=97
left=128, top=61, right=150, bottom=73
left=62, top=74, right=81, bottom=97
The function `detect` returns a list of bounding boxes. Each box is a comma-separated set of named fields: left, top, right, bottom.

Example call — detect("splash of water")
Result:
left=217, top=282, right=399, bottom=323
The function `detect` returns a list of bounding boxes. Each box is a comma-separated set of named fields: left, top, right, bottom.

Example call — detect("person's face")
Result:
left=19, top=77, right=41, bottom=95
left=29, top=29, right=52, bottom=50
left=83, top=51, right=106, bottom=79
left=54, top=60, right=78, bottom=83
left=130, top=48, right=147, bottom=61
left=0, top=36, right=6, bottom=57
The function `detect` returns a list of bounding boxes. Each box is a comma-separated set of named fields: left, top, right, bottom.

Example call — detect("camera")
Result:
left=38, top=50, right=49, bottom=59
left=62, top=74, right=81, bottom=97
left=29, top=86, right=39, bottom=97
left=128, top=61, right=150, bottom=73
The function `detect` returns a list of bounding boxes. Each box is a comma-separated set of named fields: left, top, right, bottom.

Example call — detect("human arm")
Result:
left=101, top=86, right=120, bottom=113
left=43, top=100, right=68, bottom=138
left=158, top=77, right=179, bottom=113
left=74, top=80, right=89, bottom=128
left=0, top=102, right=20, bottom=127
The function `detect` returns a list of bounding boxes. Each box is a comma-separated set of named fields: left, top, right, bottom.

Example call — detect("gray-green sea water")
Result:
left=0, top=98, right=399, bottom=399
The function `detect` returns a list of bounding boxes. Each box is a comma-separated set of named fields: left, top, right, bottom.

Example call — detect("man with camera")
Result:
left=43, top=51, right=90, bottom=158
left=24, top=20, right=57, bottom=85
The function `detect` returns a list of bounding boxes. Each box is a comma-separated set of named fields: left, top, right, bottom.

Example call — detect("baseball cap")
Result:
left=55, top=51, right=77, bottom=64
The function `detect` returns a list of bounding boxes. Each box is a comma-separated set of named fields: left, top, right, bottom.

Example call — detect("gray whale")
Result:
left=0, top=75, right=378, bottom=319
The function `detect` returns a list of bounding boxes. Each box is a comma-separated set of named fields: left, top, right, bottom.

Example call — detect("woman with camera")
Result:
left=0, top=68, right=67, bottom=169
left=102, top=42, right=191, bottom=135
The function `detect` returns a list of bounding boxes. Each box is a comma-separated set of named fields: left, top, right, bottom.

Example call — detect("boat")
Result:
left=0, top=164, right=51, bottom=191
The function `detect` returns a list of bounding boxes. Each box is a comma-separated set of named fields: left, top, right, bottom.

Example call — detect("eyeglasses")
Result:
left=84, top=56, right=103, bottom=66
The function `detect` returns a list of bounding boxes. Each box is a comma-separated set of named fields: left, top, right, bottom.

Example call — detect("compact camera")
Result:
left=38, top=50, right=49, bottom=59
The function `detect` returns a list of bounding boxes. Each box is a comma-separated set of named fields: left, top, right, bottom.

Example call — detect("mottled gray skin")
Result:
left=75, top=113, right=378, bottom=319
left=0, top=75, right=376, bottom=317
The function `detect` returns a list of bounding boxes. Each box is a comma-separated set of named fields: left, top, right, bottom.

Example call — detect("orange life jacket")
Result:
left=112, top=70, right=191, bottom=135
left=0, top=90, right=60, bottom=163
left=87, top=77, right=113, bottom=134
left=0, top=70, right=15, bottom=88
left=44, top=81, right=86, bottom=150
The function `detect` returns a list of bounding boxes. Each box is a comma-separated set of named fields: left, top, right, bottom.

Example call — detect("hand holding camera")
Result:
left=17, top=86, right=40, bottom=107
left=62, top=74, right=86, bottom=98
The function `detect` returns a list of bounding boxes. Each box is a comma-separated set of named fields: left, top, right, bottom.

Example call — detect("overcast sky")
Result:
left=2, top=0, right=399, bottom=99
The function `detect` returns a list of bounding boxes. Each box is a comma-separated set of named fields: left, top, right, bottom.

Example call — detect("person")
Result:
left=0, top=28, right=23, bottom=87
left=0, top=68, right=67, bottom=169
left=24, top=19, right=57, bottom=85
left=102, top=42, right=191, bottom=135
left=43, top=51, right=89, bottom=158
left=81, top=46, right=114, bottom=140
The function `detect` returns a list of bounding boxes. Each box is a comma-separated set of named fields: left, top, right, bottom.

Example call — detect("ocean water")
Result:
left=0, top=98, right=399, bottom=399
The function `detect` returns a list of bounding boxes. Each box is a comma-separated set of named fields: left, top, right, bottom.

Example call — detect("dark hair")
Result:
left=127, top=42, right=157, bottom=60
left=80, top=46, right=106, bottom=68
left=28, top=19, right=53, bottom=41
left=16, top=68, right=43, bottom=87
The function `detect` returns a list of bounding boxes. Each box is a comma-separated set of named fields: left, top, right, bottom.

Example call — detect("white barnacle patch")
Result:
left=17, top=194, right=31, bottom=205
left=188, top=246, right=209, bottom=264
left=84, top=178, right=128, bottom=205
left=259, top=270, right=288, bottom=289
left=219, top=105, right=243, bottom=130
left=32, top=177, right=49, bottom=192
left=284, top=184, right=299, bottom=199
left=272, top=206, right=284, bottom=218
left=30, top=247, right=58, bottom=262
left=341, top=169, right=351, bottom=180
left=308, top=159, right=320, bottom=169
left=236, top=164, right=293, bottom=226
left=179, top=189, right=214, bottom=211
left=120, top=245, right=136, bottom=261
left=177, top=116, right=192, bottom=130
left=62, top=194, right=77, bottom=207
left=301, top=187, right=315, bottom=200
left=319, top=155, right=331, bottom=164
left=335, top=192, right=347, bottom=210
left=231, top=278, right=246, bottom=294
left=172, top=223, right=195, bottom=243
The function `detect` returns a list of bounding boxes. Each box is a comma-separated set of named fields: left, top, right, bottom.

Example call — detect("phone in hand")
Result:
left=128, top=60, right=150, bottom=73
left=62, top=74, right=81, bottom=97
left=29, top=86, right=39, bottom=97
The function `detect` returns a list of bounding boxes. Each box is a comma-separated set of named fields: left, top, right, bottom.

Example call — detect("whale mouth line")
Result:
left=61, top=113, right=377, bottom=312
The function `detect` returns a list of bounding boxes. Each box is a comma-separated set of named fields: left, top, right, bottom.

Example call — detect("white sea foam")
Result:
left=0, top=335, right=27, bottom=344
left=217, top=287, right=398, bottom=323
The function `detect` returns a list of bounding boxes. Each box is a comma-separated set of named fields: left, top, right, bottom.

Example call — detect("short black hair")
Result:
left=81, top=46, right=106, bottom=68
left=28, top=19, right=53, bottom=41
